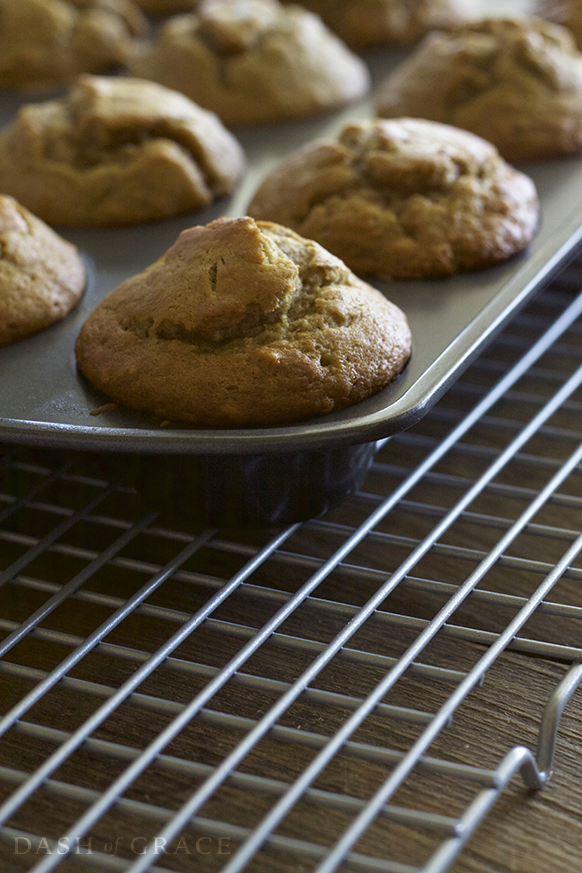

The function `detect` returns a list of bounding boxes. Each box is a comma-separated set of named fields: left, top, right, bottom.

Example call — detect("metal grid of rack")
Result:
left=1, top=254, right=582, bottom=873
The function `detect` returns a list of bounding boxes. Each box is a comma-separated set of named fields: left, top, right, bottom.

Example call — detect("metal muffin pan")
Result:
left=1, top=50, right=581, bottom=455
left=1, top=9, right=581, bottom=524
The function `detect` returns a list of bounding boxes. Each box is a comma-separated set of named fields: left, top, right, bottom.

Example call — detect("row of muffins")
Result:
left=0, top=191, right=414, bottom=427
left=0, top=65, right=540, bottom=315
left=6, top=0, right=582, bottom=77
left=6, top=0, right=582, bottom=129
left=0, top=0, right=476, bottom=98
left=5, top=1, right=582, bottom=146
left=2, top=3, right=579, bottom=429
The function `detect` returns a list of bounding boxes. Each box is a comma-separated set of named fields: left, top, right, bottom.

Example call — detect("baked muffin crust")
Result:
left=0, top=74, right=246, bottom=227
left=278, top=0, right=477, bottom=48
left=0, top=195, right=85, bottom=346
left=0, top=0, right=148, bottom=92
left=248, top=117, right=539, bottom=280
left=75, top=217, right=411, bottom=426
left=377, top=16, right=582, bottom=162
left=128, top=0, right=370, bottom=126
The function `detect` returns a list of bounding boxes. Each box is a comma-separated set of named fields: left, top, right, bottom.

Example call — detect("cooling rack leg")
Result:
left=423, top=659, right=582, bottom=873
left=534, top=659, right=582, bottom=781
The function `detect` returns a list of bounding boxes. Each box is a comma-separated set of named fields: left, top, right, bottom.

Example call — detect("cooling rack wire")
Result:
left=1, top=251, right=582, bottom=873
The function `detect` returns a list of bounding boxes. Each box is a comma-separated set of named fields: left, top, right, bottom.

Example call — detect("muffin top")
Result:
left=0, top=74, right=246, bottom=226
left=248, top=117, right=540, bottom=280
left=128, top=0, right=370, bottom=126
left=278, top=0, right=478, bottom=48
left=75, top=216, right=411, bottom=427
left=377, top=16, right=582, bottom=162
left=0, top=194, right=86, bottom=346
left=0, top=0, right=148, bottom=92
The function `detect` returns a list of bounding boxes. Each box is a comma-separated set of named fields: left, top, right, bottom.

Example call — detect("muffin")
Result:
left=376, top=16, right=582, bottom=163
left=0, top=74, right=246, bottom=227
left=75, top=216, right=412, bottom=427
left=0, top=195, right=86, bottom=346
left=0, top=0, right=148, bottom=92
left=247, top=117, right=539, bottom=280
left=537, top=0, right=582, bottom=49
left=278, top=0, right=477, bottom=49
left=127, top=0, right=370, bottom=126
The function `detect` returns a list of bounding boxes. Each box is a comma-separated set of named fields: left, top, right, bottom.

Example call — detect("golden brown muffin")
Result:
left=537, top=0, right=582, bottom=48
left=247, top=117, right=539, bottom=280
left=127, top=0, right=370, bottom=126
left=0, top=0, right=148, bottom=92
left=0, top=195, right=86, bottom=346
left=75, top=216, right=411, bottom=427
left=278, top=0, right=477, bottom=49
left=0, top=74, right=246, bottom=227
left=376, top=16, right=582, bottom=163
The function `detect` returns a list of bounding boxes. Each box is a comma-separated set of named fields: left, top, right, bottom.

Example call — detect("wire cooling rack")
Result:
left=1, top=252, right=582, bottom=873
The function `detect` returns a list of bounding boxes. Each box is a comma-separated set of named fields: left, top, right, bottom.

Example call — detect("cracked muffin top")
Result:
left=0, top=0, right=148, bottom=92
left=75, top=216, right=411, bottom=427
left=127, top=0, right=370, bottom=126
left=247, top=117, right=539, bottom=280
left=376, top=16, right=582, bottom=162
left=278, top=0, right=477, bottom=49
left=0, top=195, right=85, bottom=346
left=0, top=74, right=246, bottom=227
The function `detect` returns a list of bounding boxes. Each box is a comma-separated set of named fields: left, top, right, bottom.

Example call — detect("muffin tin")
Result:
left=1, top=3, right=581, bottom=524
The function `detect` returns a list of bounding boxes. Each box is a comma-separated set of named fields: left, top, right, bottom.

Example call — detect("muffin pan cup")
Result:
left=120, top=441, right=380, bottom=529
